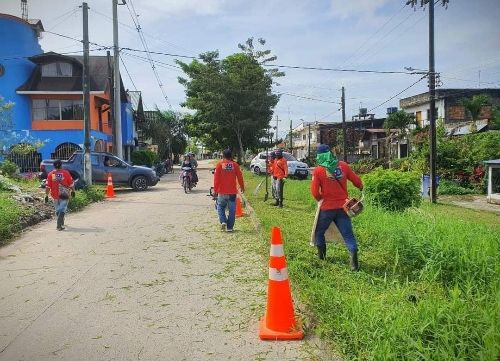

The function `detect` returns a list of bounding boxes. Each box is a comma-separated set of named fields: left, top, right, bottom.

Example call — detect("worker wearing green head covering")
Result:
left=316, top=144, right=338, bottom=177
left=310, top=144, right=364, bottom=271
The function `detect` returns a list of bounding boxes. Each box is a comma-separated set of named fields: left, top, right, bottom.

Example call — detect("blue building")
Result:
left=0, top=12, right=138, bottom=172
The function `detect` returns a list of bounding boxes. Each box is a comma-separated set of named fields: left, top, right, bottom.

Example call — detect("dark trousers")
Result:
left=315, top=209, right=358, bottom=252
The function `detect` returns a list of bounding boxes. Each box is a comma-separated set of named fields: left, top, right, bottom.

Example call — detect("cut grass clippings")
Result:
left=243, top=170, right=500, bottom=361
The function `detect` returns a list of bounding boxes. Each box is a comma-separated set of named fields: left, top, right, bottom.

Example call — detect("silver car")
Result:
left=250, top=151, right=310, bottom=180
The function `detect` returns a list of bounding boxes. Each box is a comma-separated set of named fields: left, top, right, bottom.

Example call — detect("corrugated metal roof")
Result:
left=483, top=159, right=500, bottom=165
left=446, top=123, right=488, bottom=136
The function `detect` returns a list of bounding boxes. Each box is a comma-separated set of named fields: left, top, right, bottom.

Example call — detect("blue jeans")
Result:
left=53, top=199, right=69, bottom=214
left=217, top=194, right=236, bottom=230
left=315, top=209, right=358, bottom=252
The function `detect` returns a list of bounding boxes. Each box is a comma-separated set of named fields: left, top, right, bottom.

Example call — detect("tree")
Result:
left=0, top=96, right=15, bottom=154
left=137, top=109, right=188, bottom=161
left=459, top=94, right=491, bottom=132
left=0, top=97, right=46, bottom=158
left=176, top=38, right=283, bottom=163
left=383, top=110, right=416, bottom=133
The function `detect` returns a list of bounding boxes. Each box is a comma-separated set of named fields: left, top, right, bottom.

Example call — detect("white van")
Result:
left=250, top=151, right=310, bottom=179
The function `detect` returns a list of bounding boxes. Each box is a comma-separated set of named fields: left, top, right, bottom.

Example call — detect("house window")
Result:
left=42, top=62, right=72, bottom=77
left=302, top=134, right=306, bottom=140
left=32, top=99, right=84, bottom=120
left=415, top=111, right=422, bottom=127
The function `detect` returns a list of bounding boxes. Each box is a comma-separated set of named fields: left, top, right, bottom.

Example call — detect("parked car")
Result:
left=250, top=151, right=310, bottom=179
left=39, top=151, right=159, bottom=191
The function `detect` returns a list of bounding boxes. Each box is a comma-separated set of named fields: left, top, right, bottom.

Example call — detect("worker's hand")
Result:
left=44, top=195, right=49, bottom=203
left=71, top=191, right=76, bottom=198
left=240, top=188, right=245, bottom=194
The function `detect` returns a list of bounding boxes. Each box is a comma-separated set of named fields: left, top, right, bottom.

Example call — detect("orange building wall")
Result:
left=30, top=93, right=113, bottom=135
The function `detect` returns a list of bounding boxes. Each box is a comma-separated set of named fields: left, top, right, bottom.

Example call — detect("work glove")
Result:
left=71, top=191, right=76, bottom=198
left=44, top=195, right=49, bottom=203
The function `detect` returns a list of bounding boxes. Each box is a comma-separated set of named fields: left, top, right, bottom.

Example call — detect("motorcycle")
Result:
left=180, top=166, right=194, bottom=193
left=153, top=162, right=166, bottom=178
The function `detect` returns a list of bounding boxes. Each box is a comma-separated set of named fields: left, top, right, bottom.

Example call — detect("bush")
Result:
left=67, top=185, right=105, bottom=212
left=131, top=150, right=158, bottom=167
left=363, top=168, right=422, bottom=211
left=350, top=157, right=384, bottom=175
left=438, top=180, right=483, bottom=195
left=0, top=160, right=18, bottom=177
left=0, top=197, right=21, bottom=242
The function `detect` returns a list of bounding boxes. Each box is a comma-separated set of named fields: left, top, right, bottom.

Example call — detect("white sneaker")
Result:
left=227, top=229, right=234, bottom=233
left=221, top=222, right=227, bottom=231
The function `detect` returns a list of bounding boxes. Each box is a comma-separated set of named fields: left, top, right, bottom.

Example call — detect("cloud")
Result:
left=328, top=0, right=393, bottom=20
left=129, top=0, right=237, bottom=19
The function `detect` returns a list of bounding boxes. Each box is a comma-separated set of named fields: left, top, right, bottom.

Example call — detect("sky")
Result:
left=2, top=0, right=500, bottom=139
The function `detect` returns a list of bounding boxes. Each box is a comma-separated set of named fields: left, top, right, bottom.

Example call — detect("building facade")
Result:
left=0, top=13, right=137, bottom=171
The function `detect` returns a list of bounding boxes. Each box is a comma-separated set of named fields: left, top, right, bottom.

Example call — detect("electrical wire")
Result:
left=47, top=8, right=79, bottom=32
left=369, top=75, right=428, bottom=112
left=125, top=0, right=172, bottom=109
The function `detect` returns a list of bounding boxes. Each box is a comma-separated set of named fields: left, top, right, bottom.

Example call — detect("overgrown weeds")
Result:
left=0, top=175, right=105, bottom=244
left=244, top=171, right=500, bottom=361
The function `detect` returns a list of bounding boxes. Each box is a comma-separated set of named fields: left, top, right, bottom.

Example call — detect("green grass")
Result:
left=243, top=170, right=500, bottom=361
left=0, top=177, right=105, bottom=244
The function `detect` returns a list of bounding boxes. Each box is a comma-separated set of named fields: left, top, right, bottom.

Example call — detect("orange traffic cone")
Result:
left=259, top=227, right=304, bottom=340
left=236, top=195, right=245, bottom=217
left=105, top=173, right=116, bottom=198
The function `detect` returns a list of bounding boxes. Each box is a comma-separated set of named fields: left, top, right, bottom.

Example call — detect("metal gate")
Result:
left=5, top=144, right=42, bottom=173
left=51, top=142, right=82, bottom=160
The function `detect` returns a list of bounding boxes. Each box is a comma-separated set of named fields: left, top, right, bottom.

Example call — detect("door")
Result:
left=105, top=156, right=130, bottom=184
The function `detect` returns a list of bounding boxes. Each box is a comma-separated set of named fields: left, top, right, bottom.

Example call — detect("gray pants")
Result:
left=271, top=177, right=284, bottom=202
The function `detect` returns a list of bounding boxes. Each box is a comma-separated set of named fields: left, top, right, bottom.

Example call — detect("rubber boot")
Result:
left=271, top=199, right=279, bottom=206
left=317, top=244, right=326, bottom=260
left=278, top=200, right=283, bottom=209
left=349, top=251, right=359, bottom=271
left=57, top=212, right=65, bottom=231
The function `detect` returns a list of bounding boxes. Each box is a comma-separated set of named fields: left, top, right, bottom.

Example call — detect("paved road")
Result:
left=0, top=160, right=319, bottom=361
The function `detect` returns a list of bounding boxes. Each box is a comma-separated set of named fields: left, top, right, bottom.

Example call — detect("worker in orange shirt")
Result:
left=271, top=149, right=288, bottom=208
left=266, top=151, right=276, bottom=175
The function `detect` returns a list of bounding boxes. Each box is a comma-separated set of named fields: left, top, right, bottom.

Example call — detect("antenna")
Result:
left=21, top=0, right=28, bottom=21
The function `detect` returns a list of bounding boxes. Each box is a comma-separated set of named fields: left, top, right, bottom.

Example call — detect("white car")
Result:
left=250, top=151, right=310, bottom=180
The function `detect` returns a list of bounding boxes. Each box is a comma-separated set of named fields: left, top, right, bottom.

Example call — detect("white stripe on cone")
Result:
left=270, top=244, right=284, bottom=257
left=269, top=267, right=288, bottom=281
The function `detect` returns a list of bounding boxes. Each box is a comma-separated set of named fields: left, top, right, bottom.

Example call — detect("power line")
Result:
left=276, top=92, right=341, bottom=104
left=119, top=47, right=419, bottom=75
left=89, top=8, right=199, bottom=57
left=369, top=75, right=427, bottom=112
left=125, top=0, right=172, bottom=109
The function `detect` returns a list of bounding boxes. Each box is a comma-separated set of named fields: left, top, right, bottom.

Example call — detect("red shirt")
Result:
left=311, top=162, right=363, bottom=210
left=214, top=159, right=244, bottom=195
left=46, top=169, right=74, bottom=200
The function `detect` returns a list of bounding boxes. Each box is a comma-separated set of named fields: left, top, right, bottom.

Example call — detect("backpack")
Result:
left=54, top=172, right=70, bottom=200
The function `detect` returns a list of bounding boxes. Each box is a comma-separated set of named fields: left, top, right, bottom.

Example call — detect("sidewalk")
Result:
left=0, top=160, right=318, bottom=361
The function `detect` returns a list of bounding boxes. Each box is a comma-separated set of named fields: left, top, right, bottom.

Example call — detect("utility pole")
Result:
left=274, top=115, right=280, bottom=144
left=308, top=122, right=311, bottom=164
left=341, top=86, right=347, bottom=162
left=289, top=118, right=293, bottom=152
left=407, top=0, right=449, bottom=203
left=428, top=0, right=437, bottom=203
left=113, top=0, right=123, bottom=159
left=107, top=51, right=115, bottom=144
left=81, top=2, right=92, bottom=186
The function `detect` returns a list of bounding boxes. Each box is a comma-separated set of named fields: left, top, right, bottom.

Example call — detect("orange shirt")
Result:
left=214, top=159, right=244, bottom=195
left=267, top=159, right=275, bottom=174
left=272, top=158, right=288, bottom=179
